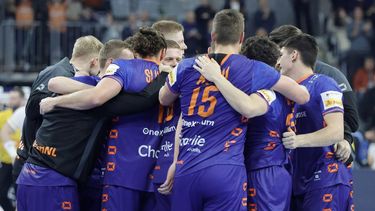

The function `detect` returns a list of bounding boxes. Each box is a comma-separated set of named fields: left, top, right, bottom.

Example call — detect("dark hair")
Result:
left=281, top=33, right=318, bottom=69
left=240, top=36, right=280, bottom=67
left=99, top=40, right=129, bottom=69
left=269, top=25, right=302, bottom=45
left=212, top=9, right=244, bottom=45
left=123, top=36, right=135, bottom=51
left=11, top=86, right=25, bottom=98
left=152, top=20, right=184, bottom=35
left=132, top=27, right=167, bottom=58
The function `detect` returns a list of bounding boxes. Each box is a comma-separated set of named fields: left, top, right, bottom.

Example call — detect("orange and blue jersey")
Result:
left=245, top=92, right=292, bottom=170
left=292, top=74, right=352, bottom=196
left=166, top=54, right=281, bottom=176
left=102, top=59, right=163, bottom=192
left=153, top=101, right=181, bottom=184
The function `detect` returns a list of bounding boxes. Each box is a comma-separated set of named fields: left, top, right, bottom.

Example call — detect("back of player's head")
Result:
left=269, top=25, right=302, bottom=45
left=132, top=27, right=167, bottom=58
left=152, top=20, right=184, bottom=35
left=212, top=9, right=244, bottom=45
left=281, top=33, right=318, bottom=69
left=240, top=36, right=280, bottom=67
left=72, top=35, right=103, bottom=60
left=123, top=36, right=136, bottom=52
left=166, top=40, right=181, bottom=49
left=99, top=40, right=132, bottom=69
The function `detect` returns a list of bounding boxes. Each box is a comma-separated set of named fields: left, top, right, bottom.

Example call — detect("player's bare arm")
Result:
left=282, top=112, right=344, bottom=149
left=48, top=76, right=94, bottom=94
left=193, top=56, right=269, bottom=118
left=272, top=75, right=309, bottom=104
left=158, top=114, right=182, bottom=195
left=159, top=84, right=179, bottom=106
left=40, top=77, right=122, bottom=113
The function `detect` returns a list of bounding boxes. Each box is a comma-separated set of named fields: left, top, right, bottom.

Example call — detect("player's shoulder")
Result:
left=314, top=74, right=339, bottom=86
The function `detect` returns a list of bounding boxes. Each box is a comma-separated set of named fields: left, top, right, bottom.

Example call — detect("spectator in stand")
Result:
left=254, top=0, right=276, bottom=36
left=327, top=7, right=351, bottom=60
left=292, top=0, right=313, bottom=34
left=194, top=0, right=215, bottom=51
left=4, top=0, right=16, bottom=19
left=102, top=13, right=121, bottom=42
left=66, top=0, right=81, bottom=22
left=347, top=6, right=374, bottom=84
left=137, top=11, right=152, bottom=28
left=353, top=56, right=375, bottom=93
left=66, top=0, right=83, bottom=59
left=223, top=0, right=246, bottom=15
left=0, top=87, right=25, bottom=211
left=48, top=0, right=68, bottom=63
left=182, top=11, right=203, bottom=57
left=122, top=14, right=138, bottom=39
left=15, top=0, right=34, bottom=66
left=32, top=0, right=49, bottom=66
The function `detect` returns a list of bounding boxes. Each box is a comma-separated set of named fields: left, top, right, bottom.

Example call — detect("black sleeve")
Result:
left=99, top=72, right=168, bottom=116
left=342, top=91, right=359, bottom=132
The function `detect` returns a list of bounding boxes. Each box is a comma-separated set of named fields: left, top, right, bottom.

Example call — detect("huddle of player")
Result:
left=12, top=9, right=355, bottom=211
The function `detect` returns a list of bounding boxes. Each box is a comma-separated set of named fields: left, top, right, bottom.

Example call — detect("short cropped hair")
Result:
left=152, top=20, right=184, bottom=35
left=269, top=25, right=302, bottom=45
left=212, top=9, right=244, bottom=45
left=132, top=27, right=167, bottom=58
left=240, top=36, right=280, bottom=67
left=166, top=40, right=181, bottom=49
left=71, top=35, right=103, bottom=59
left=99, top=40, right=129, bottom=69
left=281, top=33, right=318, bottom=69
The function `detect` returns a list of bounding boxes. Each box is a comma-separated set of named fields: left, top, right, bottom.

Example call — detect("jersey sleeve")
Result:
left=102, top=60, right=128, bottom=89
left=316, top=77, right=344, bottom=116
left=72, top=76, right=98, bottom=86
left=251, top=61, right=281, bottom=93
left=166, top=62, right=184, bottom=94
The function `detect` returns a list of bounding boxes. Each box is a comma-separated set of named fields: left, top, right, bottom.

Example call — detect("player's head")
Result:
left=99, top=39, right=134, bottom=73
left=211, top=9, right=244, bottom=51
left=277, top=33, right=318, bottom=76
left=8, top=86, right=25, bottom=110
left=71, top=35, right=103, bottom=75
left=162, top=40, right=183, bottom=68
left=240, top=36, right=280, bottom=68
left=152, top=20, right=187, bottom=50
left=132, top=27, right=167, bottom=62
left=269, top=25, right=302, bottom=46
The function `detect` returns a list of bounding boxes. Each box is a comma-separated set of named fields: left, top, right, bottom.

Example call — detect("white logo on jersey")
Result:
left=36, top=83, right=45, bottom=91
left=338, top=83, right=347, bottom=92
left=138, top=145, right=160, bottom=158
left=167, top=65, right=178, bottom=86
left=105, top=64, right=120, bottom=75
left=161, top=141, right=173, bottom=152
left=143, top=128, right=164, bottom=136
left=256, top=89, right=276, bottom=105
left=320, top=91, right=343, bottom=110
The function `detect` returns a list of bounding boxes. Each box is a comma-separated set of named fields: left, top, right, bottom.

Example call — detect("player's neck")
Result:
left=213, top=44, right=239, bottom=55
left=289, top=65, right=313, bottom=82
left=70, top=58, right=91, bottom=76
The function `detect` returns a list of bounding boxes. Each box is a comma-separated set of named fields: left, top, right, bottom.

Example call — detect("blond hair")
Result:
left=99, top=40, right=129, bottom=69
left=71, top=35, right=103, bottom=59
left=166, top=40, right=181, bottom=49
left=152, top=20, right=184, bottom=36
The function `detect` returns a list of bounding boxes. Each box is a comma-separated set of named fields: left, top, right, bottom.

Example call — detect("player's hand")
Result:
left=193, top=56, right=222, bottom=83
left=159, top=64, right=173, bottom=73
left=40, top=97, right=56, bottom=114
left=158, top=162, right=176, bottom=195
left=282, top=127, right=299, bottom=149
left=334, top=140, right=351, bottom=162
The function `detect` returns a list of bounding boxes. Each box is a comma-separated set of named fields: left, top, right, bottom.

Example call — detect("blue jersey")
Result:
left=102, top=59, right=162, bottom=192
left=292, top=74, right=351, bottom=195
left=72, top=75, right=100, bottom=86
left=166, top=54, right=281, bottom=176
left=245, top=92, right=292, bottom=171
left=153, top=101, right=181, bottom=184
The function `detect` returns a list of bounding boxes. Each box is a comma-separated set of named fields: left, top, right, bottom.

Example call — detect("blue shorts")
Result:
left=154, top=183, right=171, bottom=211
left=171, top=165, right=247, bottom=211
left=247, top=165, right=292, bottom=211
left=17, top=185, right=79, bottom=211
left=291, top=184, right=354, bottom=211
left=78, top=185, right=102, bottom=211
left=101, top=185, right=155, bottom=211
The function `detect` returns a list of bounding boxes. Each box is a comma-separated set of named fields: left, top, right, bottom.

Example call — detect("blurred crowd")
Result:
left=0, top=0, right=375, bottom=169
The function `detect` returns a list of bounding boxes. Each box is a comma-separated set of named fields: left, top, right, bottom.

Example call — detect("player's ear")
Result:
left=291, top=50, right=298, bottom=63
left=159, top=48, right=167, bottom=61
left=239, top=32, right=244, bottom=44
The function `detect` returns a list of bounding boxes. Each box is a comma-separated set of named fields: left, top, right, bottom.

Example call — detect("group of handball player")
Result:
left=11, top=9, right=359, bottom=211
